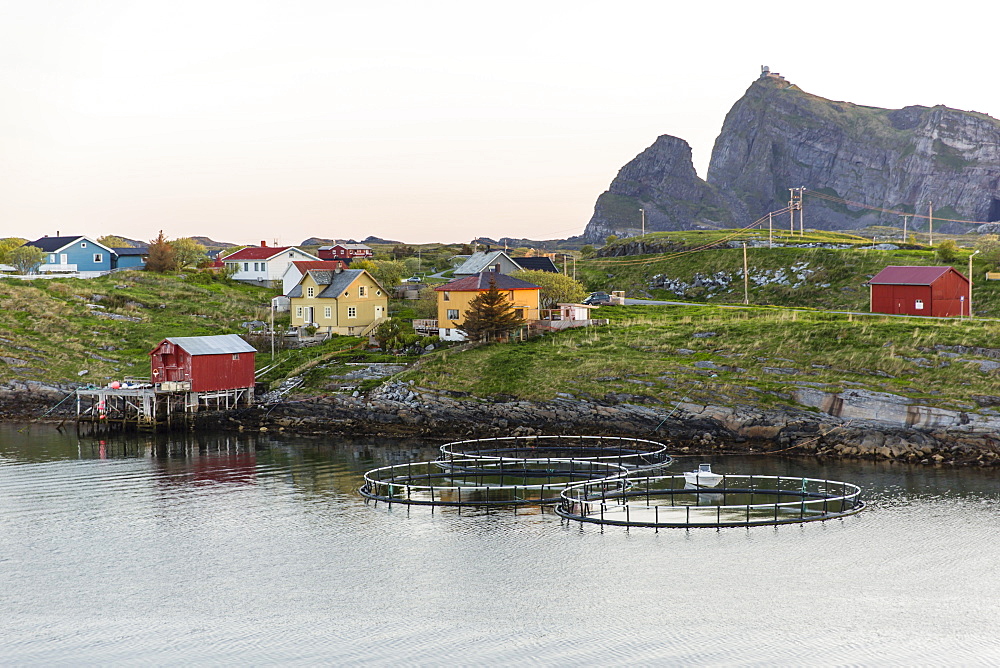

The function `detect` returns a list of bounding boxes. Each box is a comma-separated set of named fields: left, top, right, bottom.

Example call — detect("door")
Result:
left=304, top=307, right=314, bottom=325
left=60, top=253, right=68, bottom=265
left=374, top=305, right=384, bottom=320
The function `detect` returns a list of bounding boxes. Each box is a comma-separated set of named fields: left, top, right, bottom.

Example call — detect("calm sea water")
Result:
left=2, top=423, right=999, bottom=666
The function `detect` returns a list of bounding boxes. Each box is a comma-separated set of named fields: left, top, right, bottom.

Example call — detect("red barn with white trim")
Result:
left=149, top=334, right=256, bottom=392
left=869, top=266, right=970, bottom=317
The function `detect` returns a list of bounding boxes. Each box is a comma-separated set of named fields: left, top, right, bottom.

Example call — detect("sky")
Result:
left=1, top=0, right=998, bottom=246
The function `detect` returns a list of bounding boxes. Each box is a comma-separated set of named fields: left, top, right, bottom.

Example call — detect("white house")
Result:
left=223, top=242, right=320, bottom=287
left=279, top=260, right=349, bottom=295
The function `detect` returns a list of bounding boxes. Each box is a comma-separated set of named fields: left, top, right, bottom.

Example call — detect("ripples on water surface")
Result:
left=2, top=423, right=999, bottom=665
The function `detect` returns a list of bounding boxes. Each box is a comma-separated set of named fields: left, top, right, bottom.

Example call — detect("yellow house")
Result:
left=288, top=268, right=388, bottom=336
left=434, top=271, right=541, bottom=341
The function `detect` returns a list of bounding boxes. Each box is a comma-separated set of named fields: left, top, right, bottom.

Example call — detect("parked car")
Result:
left=584, top=291, right=612, bottom=305
left=404, top=276, right=422, bottom=283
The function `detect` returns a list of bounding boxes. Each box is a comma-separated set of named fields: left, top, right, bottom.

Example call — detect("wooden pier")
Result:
left=75, top=385, right=253, bottom=432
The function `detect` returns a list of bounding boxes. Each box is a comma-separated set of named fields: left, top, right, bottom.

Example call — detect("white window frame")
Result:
left=307, top=286, right=315, bottom=298
left=244, top=263, right=249, bottom=272
left=348, top=306, right=357, bottom=319
left=324, top=306, right=332, bottom=319
left=447, top=309, right=459, bottom=320
left=915, top=299, right=925, bottom=310
left=359, top=285, right=366, bottom=297
left=296, top=306, right=303, bottom=318
left=93, top=253, right=102, bottom=263
left=80, top=242, right=87, bottom=248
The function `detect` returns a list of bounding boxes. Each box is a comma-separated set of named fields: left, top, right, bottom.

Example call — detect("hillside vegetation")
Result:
left=580, top=230, right=1000, bottom=314
left=0, top=271, right=278, bottom=386
left=398, top=305, right=1000, bottom=413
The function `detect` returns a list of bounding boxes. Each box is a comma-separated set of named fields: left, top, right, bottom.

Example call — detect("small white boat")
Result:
left=683, top=463, right=724, bottom=488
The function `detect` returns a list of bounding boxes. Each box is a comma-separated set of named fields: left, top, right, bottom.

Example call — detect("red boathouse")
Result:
left=869, top=266, right=970, bottom=317
left=149, top=334, right=257, bottom=392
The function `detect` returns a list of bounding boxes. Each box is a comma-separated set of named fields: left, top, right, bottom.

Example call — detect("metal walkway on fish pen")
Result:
left=437, top=435, right=673, bottom=472
left=556, top=474, right=865, bottom=529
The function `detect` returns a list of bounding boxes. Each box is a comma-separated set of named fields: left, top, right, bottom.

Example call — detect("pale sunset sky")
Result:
left=0, top=0, right=996, bottom=245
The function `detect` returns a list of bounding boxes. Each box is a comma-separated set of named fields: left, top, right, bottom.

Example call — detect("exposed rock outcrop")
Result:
left=583, top=135, right=745, bottom=242
left=584, top=71, right=1000, bottom=240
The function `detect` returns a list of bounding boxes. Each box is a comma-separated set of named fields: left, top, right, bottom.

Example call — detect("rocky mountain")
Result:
left=584, top=70, right=1000, bottom=240
left=584, top=135, right=745, bottom=242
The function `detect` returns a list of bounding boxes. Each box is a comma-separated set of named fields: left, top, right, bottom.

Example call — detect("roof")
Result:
left=869, top=266, right=966, bottom=286
left=290, top=260, right=346, bottom=273
left=452, top=250, right=516, bottom=275
left=515, top=256, right=559, bottom=273
left=223, top=246, right=317, bottom=261
left=159, top=334, right=256, bottom=356
left=434, top=272, right=540, bottom=292
left=287, top=269, right=367, bottom=298
left=26, top=235, right=113, bottom=254
left=112, top=247, right=148, bottom=256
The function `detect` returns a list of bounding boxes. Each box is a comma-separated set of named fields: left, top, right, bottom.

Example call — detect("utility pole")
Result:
left=969, top=249, right=980, bottom=318
left=788, top=189, right=795, bottom=233
left=789, top=187, right=804, bottom=237
left=742, top=242, right=749, bottom=305
left=270, top=297, right=276, bottom=361
left=768, top=211, right=773, bottom=248
left=798, top=186, right=805, bottom=236
left=902, top=215, right=909, bottom=243
left=639, top=208, right=645, bottom=238
left=929, top=201, right=934, bottom=247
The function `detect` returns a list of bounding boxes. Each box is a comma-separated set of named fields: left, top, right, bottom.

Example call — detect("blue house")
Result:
left=25, top=236, right=146, bottom=273
left=111, top=246, right=149, bottom=269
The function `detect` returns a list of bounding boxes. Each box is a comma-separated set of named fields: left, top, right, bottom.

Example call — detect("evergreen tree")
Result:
left=459, top=276, right=526, bottom=342
left=145, top=230, right=178, bottom=272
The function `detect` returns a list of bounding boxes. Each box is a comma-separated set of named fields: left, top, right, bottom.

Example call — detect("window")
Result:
left=324, top=306, right=332, bottom=318
left=307, top=286, right=315, bottom=298
left=232, top=354, right=240, bottom=360
left=515, top=309, right=524, bottom=318
left=348, top=306, right=357, bottom=319
left=254, top=262, right=260, bottom=271
left=296, top=306, right=303, bottom=318
left=445, top=328, right=451, bottom=337
left=93, top=253, right=102, bottom=263
left=376, top=290, right=381, bottom=296
left=49, top=254, right=56, bottom=263
left=359, top=286, right=366, bottom=297
left=80, top=242, right=87, bottom=248
left=260, top=262, right=267, bottom=272
left=447, top=309, right=459, bottom=320
left=443, top=291, right=450, bottom=301
left=915, top=299, right=925, bottom=310
left=244, top=263, right=249, bottom=272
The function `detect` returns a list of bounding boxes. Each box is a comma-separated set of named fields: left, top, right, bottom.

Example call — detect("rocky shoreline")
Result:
left=7, top=379, right=999, bottom=467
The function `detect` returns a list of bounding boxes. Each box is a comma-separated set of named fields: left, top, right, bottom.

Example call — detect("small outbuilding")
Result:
left=869, top=266, right=970, bottom=317
left=149, top=334, right=257, bottom=392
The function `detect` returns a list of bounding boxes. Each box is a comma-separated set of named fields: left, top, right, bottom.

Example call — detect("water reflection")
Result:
left=3, top=425, right=1000, bottom=664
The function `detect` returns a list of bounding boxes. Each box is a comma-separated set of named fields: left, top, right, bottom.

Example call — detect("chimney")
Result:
left=261, top=240, right=267, bottom=247
left=494, top=263, right=501, bottom=273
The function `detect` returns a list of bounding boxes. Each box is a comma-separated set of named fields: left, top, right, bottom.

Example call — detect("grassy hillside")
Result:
left=398, top=305, right=1000, bottom=413
left=0, top=271, right=279, bottom=386
left=580, top=230, right=1000, bottom=314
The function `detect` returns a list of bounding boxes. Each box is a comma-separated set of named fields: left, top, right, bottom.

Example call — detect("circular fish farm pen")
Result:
left=556, top=474, right=865, bottom=529
left=360, top=459, right=631, bottom=508
left=437, top=435, right=673, bottom=473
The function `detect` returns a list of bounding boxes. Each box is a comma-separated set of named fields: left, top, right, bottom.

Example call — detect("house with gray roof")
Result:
left=287, top=267, right=389, bottom=336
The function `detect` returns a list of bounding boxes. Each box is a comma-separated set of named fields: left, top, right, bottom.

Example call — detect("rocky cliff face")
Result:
left=708, top=76, right=1000, bottom=231
left=583, top=135, right=746, bottom=242
left=584, top=73, right=1000, bottom=240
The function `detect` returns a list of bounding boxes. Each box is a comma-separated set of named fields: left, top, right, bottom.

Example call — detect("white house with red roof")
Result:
left=223, top=242, right=320, bottom=287
left=280, top=260, right=349, bottom=295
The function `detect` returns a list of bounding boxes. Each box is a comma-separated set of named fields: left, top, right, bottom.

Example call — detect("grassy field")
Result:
left=398, top=304, right=1000, bottom=413
left=0, top=271, right=282, bottom=386
left=579, top=230, right=1000, bottom=314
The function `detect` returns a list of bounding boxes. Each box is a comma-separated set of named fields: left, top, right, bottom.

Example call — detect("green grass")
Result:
left=0, top=271, right=280, bottom=385
left=397, top=305, right=1000, bottom=412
